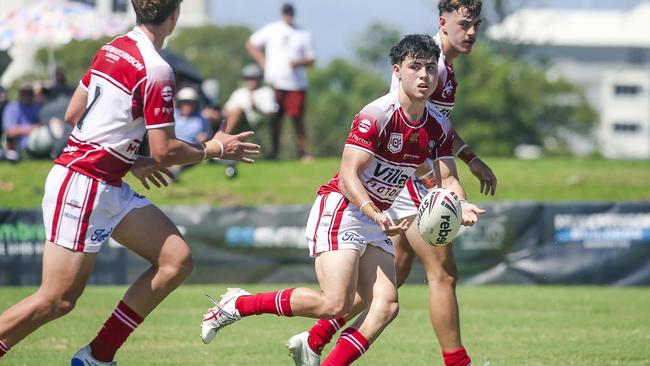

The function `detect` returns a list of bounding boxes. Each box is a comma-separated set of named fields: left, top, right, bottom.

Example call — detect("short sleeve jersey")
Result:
left=389, top=33, right=457, bottom=117
left=249, top=21, right=315, bottom=91
left=55, top=27, right=175, bottom=186
left=319, top=92, right=455, bottom=211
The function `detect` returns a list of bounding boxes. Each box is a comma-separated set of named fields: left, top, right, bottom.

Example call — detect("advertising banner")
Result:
left=1, top=202, right=649, bottom=285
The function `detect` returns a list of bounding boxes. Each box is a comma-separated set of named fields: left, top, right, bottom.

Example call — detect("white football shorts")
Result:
left=305, top=192, right=394, bottom=257
left=42, top=164, right=151, bottom=253
left=385, top=177, right=427, bottom=221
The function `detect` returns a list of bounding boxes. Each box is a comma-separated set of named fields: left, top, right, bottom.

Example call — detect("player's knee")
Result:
left=170, top=252, right=194, bottom=281
left=36, top=293, right=77, bottom=318
left=427, top=265, right=458, bottom=288
left=320, top=298, right=353, bottom=319
left=374, top=298, right=399, bottom=325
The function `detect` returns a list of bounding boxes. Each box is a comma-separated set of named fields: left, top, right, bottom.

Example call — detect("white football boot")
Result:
left=287, top=331, right=321, bottom=366
left=201, top=287, right=250, bottom=344
left=70, top=345, right=116, bottom=366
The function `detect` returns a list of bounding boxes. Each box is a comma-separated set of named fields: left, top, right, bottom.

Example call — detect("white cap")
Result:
left=241, top=63, right=263, bottom=79
left=176, top=87, right=200, bottom=102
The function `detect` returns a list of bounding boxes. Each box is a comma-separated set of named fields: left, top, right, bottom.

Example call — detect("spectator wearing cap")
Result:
left=223, top=63, right=278, bottom=133
left=2, top=83, right=41, bottom=160
left=246, top=2, right=315, bottom=161
left=169, top=87, right=213, bottom=178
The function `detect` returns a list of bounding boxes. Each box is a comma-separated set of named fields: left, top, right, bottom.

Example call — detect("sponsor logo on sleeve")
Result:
left=358, top=119, right=371, bottom=133
left=162, top=86, right=173, bottom=102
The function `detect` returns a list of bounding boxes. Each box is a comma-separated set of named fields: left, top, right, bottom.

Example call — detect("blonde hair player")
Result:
left=0, top=1, right=259, bottom=364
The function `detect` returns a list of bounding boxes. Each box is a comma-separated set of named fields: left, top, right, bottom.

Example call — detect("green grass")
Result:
left=1, top=157, right=649, bottom=208
left=0, top=285, right=649, bottom=365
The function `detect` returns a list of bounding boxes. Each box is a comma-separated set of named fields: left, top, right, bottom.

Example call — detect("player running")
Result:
left=201, top=34, right=483, bottom=366
left=288, top=1, right=494, bottom=366
left=0, top=1, right=259, bottom=365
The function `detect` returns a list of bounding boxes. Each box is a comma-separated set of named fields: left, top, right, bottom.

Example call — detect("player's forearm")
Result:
left=292, top=57, right=314, bottom=67
left=150, top=138, right=221, bottom=166
left=441, top=175, right=467, bottom=201
left=338, top=171, right=382, bottom=222
left=453, top=134, right=478, bottom=166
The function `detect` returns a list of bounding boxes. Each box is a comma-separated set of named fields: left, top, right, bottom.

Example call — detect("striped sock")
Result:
left=321, top=328, right=369, bottom=366
left=235, top=288, right=295, bottom=317
left=308, top=317, right=346, bottom=354
left=0, top=340, right=10, bottom=358
left=443, top=346, right=472, bottom=366
left=89, top=300, right=144, bottom=362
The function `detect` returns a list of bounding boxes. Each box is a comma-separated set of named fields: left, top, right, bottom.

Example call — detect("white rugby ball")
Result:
left=417, top=188, right=462, bottom=246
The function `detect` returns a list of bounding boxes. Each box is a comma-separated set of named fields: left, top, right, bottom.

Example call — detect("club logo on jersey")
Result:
left=162, top=86, right=173, bottom=102
left=388, top=133, right=403, bottom=153
left=441, top=80, right=454, bottom=99
left=358, top=119, right=371, bottom=133
left=409, top=131, right=419, bottom=143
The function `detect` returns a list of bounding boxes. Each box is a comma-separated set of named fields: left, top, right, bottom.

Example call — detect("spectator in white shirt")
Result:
left=223, top=64, right=278, bottom=133
left=246, top=2, right=315, bottom=161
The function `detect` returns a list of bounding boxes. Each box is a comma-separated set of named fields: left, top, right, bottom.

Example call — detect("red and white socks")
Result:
left=321, top=328, right=369, bottom=366
left=0, top=340, right=9, bottom=358
left=89, top=300, right=144, bottom=362
left=235, top=288, right=295, bottom=317
left=308, top=317, right=346, bottom=354
left=443, top=346, right=472, bottom=366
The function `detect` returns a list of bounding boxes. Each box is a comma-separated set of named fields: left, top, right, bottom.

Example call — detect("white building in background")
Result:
left=488, top=3, right=650, bottom=159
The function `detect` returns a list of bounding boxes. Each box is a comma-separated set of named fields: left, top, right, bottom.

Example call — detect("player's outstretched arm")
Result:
left=338, top=147, right=409, bottom=236
left=435, top=157, right=486, bottom=226
left=452, top=131, right=497, bottom=196
left=147, top=126, right=261, bottom=166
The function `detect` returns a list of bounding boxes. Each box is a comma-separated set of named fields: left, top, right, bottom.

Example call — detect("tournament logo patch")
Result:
left=388, top=133, right=403, bottom=153
left=358, top=119, right=371, bottom=133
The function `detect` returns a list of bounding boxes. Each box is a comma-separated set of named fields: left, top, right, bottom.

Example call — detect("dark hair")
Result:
left=390, top=34, right=440, bottom=66
left=132, top=0, right=182, bottom=25
left=281, top=3, right=295, bottom=16
left=438, top=0, right=482, bottom=17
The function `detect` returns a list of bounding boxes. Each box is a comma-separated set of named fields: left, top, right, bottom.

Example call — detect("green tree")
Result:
left=452, top=44, right=596, bottom=155
left=166, top=25, right=254, bottom=103
left=354, top=22, right=400, bottom=74
left=306, top=59, right=388, bottom=157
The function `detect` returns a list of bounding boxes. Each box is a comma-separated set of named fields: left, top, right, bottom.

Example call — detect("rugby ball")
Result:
left=417, top=188, right=462, bottom=246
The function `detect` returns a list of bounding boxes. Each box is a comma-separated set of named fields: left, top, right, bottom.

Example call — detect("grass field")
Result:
left=1, top=157, right=649, bottom=207
left=1, top=285, right=649, bottom=366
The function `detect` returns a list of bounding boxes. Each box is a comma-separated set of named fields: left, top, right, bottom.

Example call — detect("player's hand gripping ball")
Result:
left=417, top=188, right=462, bottom=246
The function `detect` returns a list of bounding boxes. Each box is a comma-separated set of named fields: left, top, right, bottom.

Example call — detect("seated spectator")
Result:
left=223, top=64, right=278, bottom=133
left=220, top=64, right=278, bottom=178
left=169, top=87, right=213, bottom=179
left=2, top=83, right=42, bottom=162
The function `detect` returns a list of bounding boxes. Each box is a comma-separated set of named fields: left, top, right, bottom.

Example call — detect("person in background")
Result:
left=246, top=2, right=315, bottom=161
left=1, top=83, right=41, bottom=161
left=221, top=63, right=279, bottom=177
left=170, top=86, right=213, bottom=179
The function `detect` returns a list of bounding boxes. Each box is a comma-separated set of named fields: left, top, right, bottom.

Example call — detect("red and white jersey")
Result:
left=319, top=92, right=454, bottom=211
left=55, top=27, right=175, bottom=186
left=390, top=33, right=457, bottom=117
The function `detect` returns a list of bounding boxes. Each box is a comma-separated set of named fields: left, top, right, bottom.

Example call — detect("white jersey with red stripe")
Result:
left=318, top=92, right=454, bottom=212
left=55, top=27, right=175, bottom=186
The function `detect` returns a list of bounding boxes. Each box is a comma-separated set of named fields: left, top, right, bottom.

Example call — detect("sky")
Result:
left=209, top=0, right=650, bottom=64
